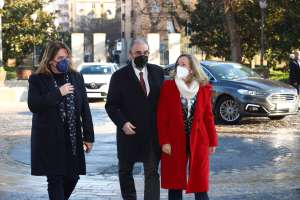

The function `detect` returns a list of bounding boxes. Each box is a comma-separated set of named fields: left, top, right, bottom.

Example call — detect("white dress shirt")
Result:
left=132, top=60, right=150, bottom=96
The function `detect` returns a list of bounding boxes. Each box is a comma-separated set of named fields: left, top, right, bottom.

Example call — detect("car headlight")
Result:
left=237, top=89, right=265, bottom=96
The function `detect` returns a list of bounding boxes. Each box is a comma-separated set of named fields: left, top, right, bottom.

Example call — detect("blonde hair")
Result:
left=36, top=41, right=76, bottom=75
left=171, top=54, right=208, bottom=86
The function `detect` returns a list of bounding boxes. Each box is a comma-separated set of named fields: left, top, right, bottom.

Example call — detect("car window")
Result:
left=80, top=65, right=113, bottom=74
left=202, top=67, right=215, bottom=81
left=209, top=63, right=260, bottom=80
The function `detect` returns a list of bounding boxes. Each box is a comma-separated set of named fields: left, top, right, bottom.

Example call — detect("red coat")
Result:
left=157, top=80, right=218, bottom=193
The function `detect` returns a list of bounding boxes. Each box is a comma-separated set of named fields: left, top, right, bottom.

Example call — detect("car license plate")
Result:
left=276, top=102, right=292, bottom=110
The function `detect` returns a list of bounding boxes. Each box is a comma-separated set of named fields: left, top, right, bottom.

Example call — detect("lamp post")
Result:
left=0, top=0, right=4, bottom=66
left=259, top=0, right=267, bottom=69
left=31, top=13, right=37, bottom=67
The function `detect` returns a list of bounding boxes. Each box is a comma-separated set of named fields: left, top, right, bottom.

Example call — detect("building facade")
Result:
left=44, top=0, right=198, bottom=64
left=69, top=0, right=118, bottom=31
left=119, top=0, right=197, bottom=64
left=68, top=0, right=120, bottom=62
left=43, top=0, right=70, bottom=31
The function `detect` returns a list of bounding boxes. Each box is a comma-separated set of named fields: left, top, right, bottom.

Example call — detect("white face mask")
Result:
left=176, top=66, right=189, bottom=79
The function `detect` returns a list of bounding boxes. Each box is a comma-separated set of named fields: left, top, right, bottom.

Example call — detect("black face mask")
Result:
left=134, top=55, right=148, bottom=69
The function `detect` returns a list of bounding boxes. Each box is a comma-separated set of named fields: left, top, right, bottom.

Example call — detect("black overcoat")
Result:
left=28, top=72, right=94, bottom=176
left=105, top=63, right=164, bottom=161
left=289, top=59, right=300, bottom=86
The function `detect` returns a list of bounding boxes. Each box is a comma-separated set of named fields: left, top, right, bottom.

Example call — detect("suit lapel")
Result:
left=146, top=64, right=154, bottom=98
left=127, top=64, right=149, bottom=97
left=171, top=80, right=184, bottom=124
left=127, top=64, right=140, bottom=85
left=296, top=60, right=300, bottom=68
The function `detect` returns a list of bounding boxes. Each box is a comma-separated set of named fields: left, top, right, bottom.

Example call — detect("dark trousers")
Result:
left=291, top=83, right=300, bottom=94
left=118, top=151, right=160, bottom=200
left=47, top=175, right=79, bottom=200
left=168, top=190, right=209, bottom=200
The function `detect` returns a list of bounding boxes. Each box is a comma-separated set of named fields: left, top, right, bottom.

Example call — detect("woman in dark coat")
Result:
left=28, top=41, right=94, bottom=200
left=157, top=54, right=218, bottom=200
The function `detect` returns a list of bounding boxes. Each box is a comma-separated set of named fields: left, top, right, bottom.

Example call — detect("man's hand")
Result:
left=162, top=144, right=171, bottom=155
left=83, top=141, right=93, bottom=153
left=122, top=122, right=136, bottom=135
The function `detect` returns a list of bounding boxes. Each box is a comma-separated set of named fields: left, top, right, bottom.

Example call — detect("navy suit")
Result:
left=289, top=59, right=300, bottom=93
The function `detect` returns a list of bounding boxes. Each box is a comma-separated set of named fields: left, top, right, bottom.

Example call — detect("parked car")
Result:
left=164, top=61, right=298, bottom=124
left=77, top=62, right=118, bottom=99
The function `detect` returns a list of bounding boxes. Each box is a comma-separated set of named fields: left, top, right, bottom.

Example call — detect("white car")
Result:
left=77, top=62, right=118, bottom=99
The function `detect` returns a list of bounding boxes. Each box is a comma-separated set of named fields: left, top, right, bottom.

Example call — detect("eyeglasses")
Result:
left=133, top=50, right=150, bottom=56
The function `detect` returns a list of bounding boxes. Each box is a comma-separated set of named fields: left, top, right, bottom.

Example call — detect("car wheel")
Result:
left=216, top=96, right=241, bottom=124
left=268, top=116, right=285, bottom=120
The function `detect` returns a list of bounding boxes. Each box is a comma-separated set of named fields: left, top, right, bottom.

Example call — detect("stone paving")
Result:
left=1, top=102, right=300, bottom=199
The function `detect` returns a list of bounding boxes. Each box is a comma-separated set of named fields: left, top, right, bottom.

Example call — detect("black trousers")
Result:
left=291, top=83, right=300, bottom=94
left=47, top=175, right=79, bottom=200
left=118, top=151, right=160, bottom=200
left=168, top=190, right=209, bottom=200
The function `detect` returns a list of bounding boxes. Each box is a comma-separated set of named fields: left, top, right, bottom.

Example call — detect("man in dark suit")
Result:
left=105, top=38, right=164, bottom=200
left=289, top=51, right=300, bottom=94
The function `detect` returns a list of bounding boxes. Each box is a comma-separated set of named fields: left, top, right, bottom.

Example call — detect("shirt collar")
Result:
left=132, top=60, right=147, bottom=74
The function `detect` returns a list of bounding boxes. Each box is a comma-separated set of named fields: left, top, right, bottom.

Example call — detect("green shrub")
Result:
left=269, top=69, right=289, bottom=83
left=3, top=66, right=16, bottom=80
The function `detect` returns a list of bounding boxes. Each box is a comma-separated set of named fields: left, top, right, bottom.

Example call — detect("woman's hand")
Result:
left=59, top=83, right=74, bottom=96
left=83, top=141, right=93, bottom=153
left=162, top=144, right=171, bottom=155
left=209, top=147, right=216, bottom=154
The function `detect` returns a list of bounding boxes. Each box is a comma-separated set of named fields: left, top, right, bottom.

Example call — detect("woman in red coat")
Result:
left=157, top=54, right=218, bottom=200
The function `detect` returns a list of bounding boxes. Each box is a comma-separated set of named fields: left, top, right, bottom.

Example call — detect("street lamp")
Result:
left=31, top=12, right=38, bottom=67
left=0, top=0, right=4, bottom=66
left=259, top=0, right=267, bottom=69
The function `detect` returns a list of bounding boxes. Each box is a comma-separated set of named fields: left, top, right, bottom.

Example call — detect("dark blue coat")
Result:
left=28, top=72, right=94, bottom=176
left=105, top=64, right=164, bottom=162
left=289, top=59, right=300, bottom=86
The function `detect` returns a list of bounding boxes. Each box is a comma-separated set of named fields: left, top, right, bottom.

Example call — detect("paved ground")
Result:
left=1, top=102, right=300, bottom=199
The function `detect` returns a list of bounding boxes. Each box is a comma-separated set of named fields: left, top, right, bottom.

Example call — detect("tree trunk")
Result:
left=224, top=1, right=242, bottom=63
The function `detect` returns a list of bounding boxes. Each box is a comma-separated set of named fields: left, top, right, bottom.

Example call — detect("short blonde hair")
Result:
left=36, top=41, right=76, bottom=75
left=171, top=54, right=209, bottom=86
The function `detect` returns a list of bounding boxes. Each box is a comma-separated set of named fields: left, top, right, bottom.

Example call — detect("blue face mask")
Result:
left=56, top=59, right=69, bottom=73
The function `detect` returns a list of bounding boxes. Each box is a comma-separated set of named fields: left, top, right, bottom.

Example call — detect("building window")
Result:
left=122, top=13, right=125, bottom=20
left=122, top=32, right=125, bottom=38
